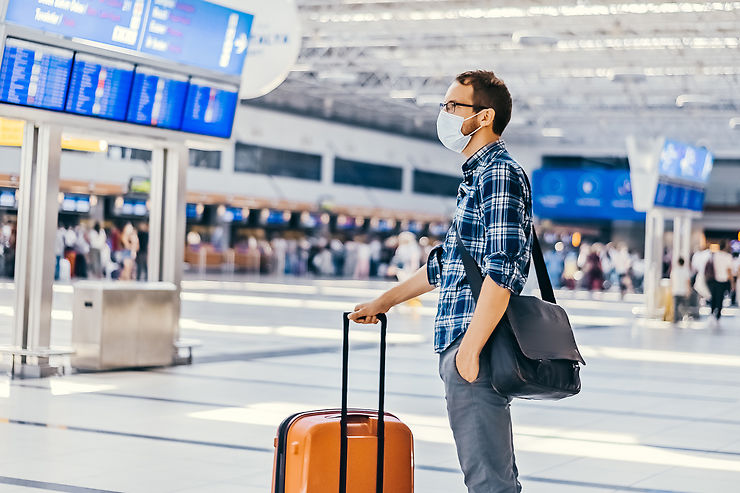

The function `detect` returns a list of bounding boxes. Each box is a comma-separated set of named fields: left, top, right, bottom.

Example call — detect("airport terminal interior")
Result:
left=1, top=1, right=740, bottom=492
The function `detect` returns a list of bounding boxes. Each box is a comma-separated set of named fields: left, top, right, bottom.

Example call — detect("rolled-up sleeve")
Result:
left=477, top=164, right=530, bottom=294
left=426, top=244, right=444, bottom=287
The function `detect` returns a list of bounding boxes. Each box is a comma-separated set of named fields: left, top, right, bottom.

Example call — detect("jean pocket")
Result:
left=451, top=346, right=479, bottom=385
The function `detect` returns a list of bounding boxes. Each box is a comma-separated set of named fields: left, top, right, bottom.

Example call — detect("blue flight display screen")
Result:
left=127, top=67, right=188, bottom=129
left=180, top=78, right=238, bottom=138
left=65, top=53, right=134, bottom=121
left=654, top=182, right=705, bottom=212
left=0, top=38, right=73, bottom=110
left=4, top=0, right=254, bottom=76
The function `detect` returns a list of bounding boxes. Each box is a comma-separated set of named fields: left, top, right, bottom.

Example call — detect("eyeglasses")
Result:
left=440, top=101, right=477, bottom=113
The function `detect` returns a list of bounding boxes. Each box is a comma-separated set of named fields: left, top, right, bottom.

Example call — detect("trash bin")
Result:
left=71, top=281, right=179, bottom=370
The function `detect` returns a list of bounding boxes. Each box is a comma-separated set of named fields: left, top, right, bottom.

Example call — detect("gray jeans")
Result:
left=439, top=337, right=522, bottom=493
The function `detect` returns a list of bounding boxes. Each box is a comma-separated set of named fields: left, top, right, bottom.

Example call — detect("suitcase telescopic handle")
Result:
left=340, top=312, right=387, bottom=493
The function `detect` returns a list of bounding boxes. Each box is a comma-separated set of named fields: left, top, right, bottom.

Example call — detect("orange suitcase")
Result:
left=271, top=313, right=414, bottom=493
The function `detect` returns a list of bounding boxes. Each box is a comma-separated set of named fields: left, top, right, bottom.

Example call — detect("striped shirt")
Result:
left=426, top=140, right=533, bottom=353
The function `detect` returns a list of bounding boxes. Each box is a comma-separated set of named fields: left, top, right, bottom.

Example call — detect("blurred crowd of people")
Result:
left=676, top=240, right=739, bottom=326
left=5, top=216, right=738, bottom=323
left=542, top=241, right=645, bottom=297
left=198, top=231, right=435, bottom=280
left=54, top=222, right=149, bottom=281
left=219, top=232, right=652, bottom=297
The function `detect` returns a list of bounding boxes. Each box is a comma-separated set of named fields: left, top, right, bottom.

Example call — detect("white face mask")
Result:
left=436, top=109, right=483, bottom=153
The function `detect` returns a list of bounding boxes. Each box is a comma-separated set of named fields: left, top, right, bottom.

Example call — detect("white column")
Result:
left=644, top=209, right=665, bottom=317
left=12, top=123, right=62, bottom=376
left=161, top=145, right=188, bottom=342
left=12, top=122, right=37, bottom=348
left=321, top=150, right=334, bottom=186
left=147, top=147, right=165, bottom=282
left=402, top=163, right=413, bottom=195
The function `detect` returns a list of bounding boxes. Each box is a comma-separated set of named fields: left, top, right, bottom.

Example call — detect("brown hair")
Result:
left=456, top=70, right=512, bottom=135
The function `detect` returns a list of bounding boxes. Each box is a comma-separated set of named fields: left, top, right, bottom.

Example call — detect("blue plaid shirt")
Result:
left=426, top=140, right=533, bottom=353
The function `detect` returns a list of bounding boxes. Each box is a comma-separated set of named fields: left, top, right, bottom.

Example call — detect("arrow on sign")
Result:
left=235, top=33, right=248, bottom=54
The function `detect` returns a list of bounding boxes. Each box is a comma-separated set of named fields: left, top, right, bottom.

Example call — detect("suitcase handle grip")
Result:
left=340, top=312, right=387, bottom=493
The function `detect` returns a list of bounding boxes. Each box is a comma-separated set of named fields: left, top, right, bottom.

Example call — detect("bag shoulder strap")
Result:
left=454, top=168, right=556, bottom=304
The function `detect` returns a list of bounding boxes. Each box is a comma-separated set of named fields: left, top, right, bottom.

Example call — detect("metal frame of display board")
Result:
left=0, top=102, right=228, bottom=378
left=0, top=0, right=251, bottom=377
left=643, top=207, right=702, bottom=318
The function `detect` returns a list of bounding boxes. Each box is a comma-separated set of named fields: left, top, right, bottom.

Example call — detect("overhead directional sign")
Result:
left=4, top=0, right=254, bottom=76
left=657, top=139, right=713, bottom=185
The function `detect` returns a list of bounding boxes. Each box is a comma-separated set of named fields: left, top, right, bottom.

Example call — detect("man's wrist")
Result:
left=458, top=334, right=483, bottom=358
left=377, top=293, right=394, bottom=312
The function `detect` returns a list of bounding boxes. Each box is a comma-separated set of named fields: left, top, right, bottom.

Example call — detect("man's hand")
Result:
left=348, top=266, right=437, bottom=324
left=455, top=343, right=480, bottom=383
left=349, top=298, right=391, bottom=324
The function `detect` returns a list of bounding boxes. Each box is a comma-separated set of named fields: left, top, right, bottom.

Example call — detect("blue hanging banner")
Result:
left=532, top=168, right=646, bottom=221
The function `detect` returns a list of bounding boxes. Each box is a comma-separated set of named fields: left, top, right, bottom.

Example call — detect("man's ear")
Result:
left=480, top=108, right=496, bottom=128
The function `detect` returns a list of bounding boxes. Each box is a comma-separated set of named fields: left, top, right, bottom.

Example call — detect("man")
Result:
left=708, top=240, right=734, bottom=326
left=350, top=70, right=530, bottom=492
left=730, top=251, right=739, bottom=307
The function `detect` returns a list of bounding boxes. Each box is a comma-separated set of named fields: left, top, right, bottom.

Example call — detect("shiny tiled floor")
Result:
left=0, top=275, right=739, bottom=492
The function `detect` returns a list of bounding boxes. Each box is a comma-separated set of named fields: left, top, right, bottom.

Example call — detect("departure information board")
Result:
left=4, top=0, right=254, bottom=76
left=127, top=67, right=188, bottom=129
left=180, top=78, right=238, bottom=138
left=0, top=36, right=238, bottom=138
left=0, top=38, right=73, bottom=110
left=65, top=53, right=134, bottom=121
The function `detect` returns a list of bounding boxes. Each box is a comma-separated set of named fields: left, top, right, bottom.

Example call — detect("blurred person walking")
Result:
left=351, top=71, right=528, bottom=492
left=73, top=225, right=90, bottom=279
left=63, top=225, right=77, bottom=275
left=354, top=237, right=371, bottom=279
left=88, top=222, right=106, bottom=279
left=369, top=237, right=382, bottom=277
left=343, top=237, right=359, bottom=278
left=692, top=244, right=713, bottom=301
left=584, top=244, right=605, bottom=294
left=136, top=222, right=149, bottom=281
left=612, top=243, right=633, bottom=299
left=707, top=240, right=734, bottom=326
left=390, top=231, right=422, bottom=282
left=730, top=251, right=739, bottom=307
left=0, top=222, right=15, bottom=278
left=543, top=243, right=564, bottom=288
left=54, top=224, right=66, bottom=280
left=630, top=251, right=645, bottom=293
left=119, top=223, right=139, bottom=281
left=671, top=257, right=692, bottom=323
left=562, top=250, right=579, bottom=289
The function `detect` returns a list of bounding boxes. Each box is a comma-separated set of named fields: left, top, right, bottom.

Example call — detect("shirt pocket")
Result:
left=455, top=182, right=475, bottom=219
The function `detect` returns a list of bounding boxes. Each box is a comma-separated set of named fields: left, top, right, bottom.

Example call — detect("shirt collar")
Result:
left=461, top=139, right=506, bottom=181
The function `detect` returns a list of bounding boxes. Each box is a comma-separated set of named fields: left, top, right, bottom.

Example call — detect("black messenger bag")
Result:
left=454, top=223, right=585, bottom=400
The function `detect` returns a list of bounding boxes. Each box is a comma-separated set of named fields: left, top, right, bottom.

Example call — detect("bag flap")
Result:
left=504, top=295, right=586, bottom=365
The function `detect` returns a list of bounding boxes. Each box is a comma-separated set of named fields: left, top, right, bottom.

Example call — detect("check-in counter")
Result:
left=71, top=281, right=179, bottom=370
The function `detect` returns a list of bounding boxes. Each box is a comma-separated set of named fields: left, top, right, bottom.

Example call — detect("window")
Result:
left=189, top=149, right=221, bottom=169
left=334, top=158, right=402, bottom=191
left=543, top=156, right=628, bottom=169
left=234, top=142, right=321, bottom=181
left=413, top=169, right=460, bottom=197
left=106, top=146, right=152, bottom=162
left=714, top=159, right=740, bottom=167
